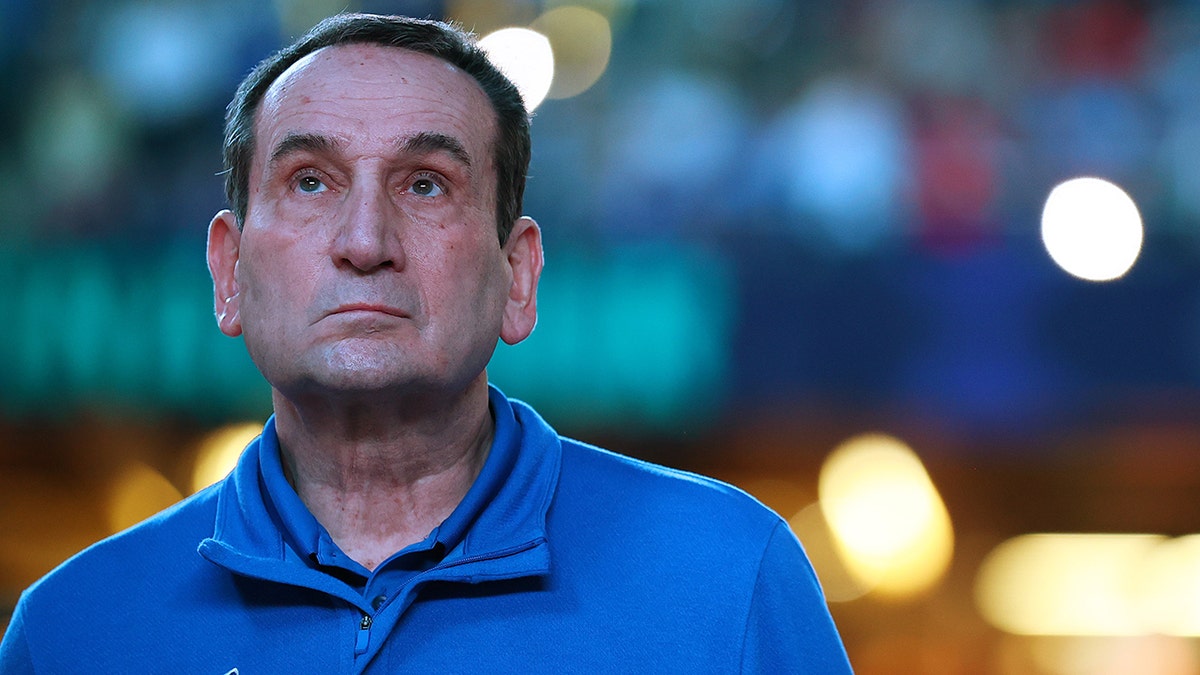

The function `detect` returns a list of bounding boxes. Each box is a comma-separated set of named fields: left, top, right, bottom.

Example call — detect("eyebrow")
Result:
left=268, top=132, right=344, bottom=169
left=265, top=130, right=475, bottom=179
left=398, top=132, right=473, bottom=172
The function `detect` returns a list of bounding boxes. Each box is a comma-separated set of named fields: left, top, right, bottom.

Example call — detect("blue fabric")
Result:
left=0, top=387, right=851, bottom=673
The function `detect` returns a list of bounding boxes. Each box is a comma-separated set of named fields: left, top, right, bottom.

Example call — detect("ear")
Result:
left=499, top=216, right=544, bottom=345
left=207, top=209, right=244, bottom=338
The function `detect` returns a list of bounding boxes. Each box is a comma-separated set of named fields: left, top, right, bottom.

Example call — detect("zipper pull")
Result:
left=355, top=613, right=372, bottom=655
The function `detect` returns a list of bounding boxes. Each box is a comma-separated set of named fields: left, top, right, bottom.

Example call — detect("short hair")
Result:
left=222, top=13, right=531, bottom=244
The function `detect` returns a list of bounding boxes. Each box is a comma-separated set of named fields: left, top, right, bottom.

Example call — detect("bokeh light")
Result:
left=446, top=0, right=538, bottom=35
left=766, top=76, right=907, bottom=252
left=975, top=533, right=1181, bottom=637
left=533, top=6, right=612, bottom=100
left=1041, top=177, right=1144, bottom=282
left=274, top=0, right=350, bottom=37
left=191, top=422, right=262, bottom=493
left=25, top=75, right=129, bottom=205
left=1137, top=534, right=1200, bottom=636
left=1025, top=635, right=1200, bottom=675
left=105, top=462, right=183, bottom=534
left=789, top=502, right=873, bottom=603
left=478, top=27, right=555, bottom=111
left=818, top=433, right=954, bottom=599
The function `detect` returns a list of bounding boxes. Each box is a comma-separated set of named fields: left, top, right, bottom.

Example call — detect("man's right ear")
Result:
left=207, top=210, right=243, bottom=337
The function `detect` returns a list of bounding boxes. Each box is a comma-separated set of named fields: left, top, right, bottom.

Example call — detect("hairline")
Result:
left=250, top=47, right=492, bottom=191
left=224, top=15, right=528, bottom=244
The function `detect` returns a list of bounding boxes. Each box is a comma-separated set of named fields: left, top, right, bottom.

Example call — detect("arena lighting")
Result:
left=532, top=6, right=612, bottom=100
left=1023, top=635, right=1200, bottom=675
left=1041, top=176, right=1143, bottom=282
left=788, top=502, right=873, bottom=603
left=817, top=433, right=954, bottom=599
left=106, top=462, right=184, bottom=534
left=975, top=533, right=1200, bottom=637
left=191, top=422, right=263, bottom=493
left=478, top=27, right=555, bottom=111
left=1137, top=534, right=1200, bottom=636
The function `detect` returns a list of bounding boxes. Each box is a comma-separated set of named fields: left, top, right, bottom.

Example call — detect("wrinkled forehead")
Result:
left=254, top=43, right=496, bottom=149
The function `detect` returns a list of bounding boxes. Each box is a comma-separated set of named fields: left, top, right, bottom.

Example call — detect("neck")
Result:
left=272, top=378, right=493, bottom=571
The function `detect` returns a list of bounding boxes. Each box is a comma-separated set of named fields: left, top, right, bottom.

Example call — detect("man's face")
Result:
left=207, top=44, right=538, bottom=403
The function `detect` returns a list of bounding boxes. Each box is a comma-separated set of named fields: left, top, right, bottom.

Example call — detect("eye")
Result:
left=410, top=176, right=445, bottom=198
left=296, top=175, right=327, bottom=194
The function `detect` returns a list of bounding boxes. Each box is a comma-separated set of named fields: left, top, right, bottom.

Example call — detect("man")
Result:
left=1, top=14, right=851, bottom=672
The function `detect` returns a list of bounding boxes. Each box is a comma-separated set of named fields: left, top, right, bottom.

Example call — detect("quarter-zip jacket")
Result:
left=1, top=387, right=851, bottom=673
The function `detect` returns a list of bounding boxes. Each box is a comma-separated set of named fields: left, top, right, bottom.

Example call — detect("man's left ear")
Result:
left=499, top=216, right=544, bottom=345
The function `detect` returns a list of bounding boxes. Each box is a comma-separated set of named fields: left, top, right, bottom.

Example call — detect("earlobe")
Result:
left=207, top=210, right=244, bottom=338
left=499, top=216, right=544, bottom=345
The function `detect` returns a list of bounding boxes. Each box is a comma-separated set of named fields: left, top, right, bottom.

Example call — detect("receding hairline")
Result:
left=223, top=15, right=531, bottom=242
left=247, top=43, right=496, bottom=190
left=255, top=42, right=495, bottom=124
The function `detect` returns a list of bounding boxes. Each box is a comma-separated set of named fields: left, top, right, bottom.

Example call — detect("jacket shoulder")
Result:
left=21, top=485, right=220, bottom=605
left=556, top=437, right=785, bottom=539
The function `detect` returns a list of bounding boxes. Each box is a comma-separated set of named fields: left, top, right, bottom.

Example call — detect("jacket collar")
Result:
left=198, top=385, right=561, bottom=598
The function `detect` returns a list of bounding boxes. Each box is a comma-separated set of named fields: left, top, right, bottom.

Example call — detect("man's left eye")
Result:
left=411, top=178, right=444, bottom=197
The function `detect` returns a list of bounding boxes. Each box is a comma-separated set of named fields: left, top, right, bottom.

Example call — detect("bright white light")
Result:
left=976, top=533, right=1165, bottom=636
left=789, top=502, right=873, bottom=603
left=1133, top=534, right=1200, bottom=636
left=478, top=27, right=555, bottom=111
left=979, top=533, right=1200, bottom=638
left=818, top=433, right=954, bottom=598
left=191, top=422, right=261, bottom=493
left=1041, top=177, right=1143, bottom=282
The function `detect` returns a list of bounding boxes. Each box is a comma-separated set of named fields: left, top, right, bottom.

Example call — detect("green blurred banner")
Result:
left=0, top=243, right=732, bottom=431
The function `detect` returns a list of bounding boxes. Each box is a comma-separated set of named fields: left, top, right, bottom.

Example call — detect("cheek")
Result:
left=238, top=233, right=318, bottom=312
left=421, top=240, right=507, bottom=317
left=468, top=253, right=513, bottom=321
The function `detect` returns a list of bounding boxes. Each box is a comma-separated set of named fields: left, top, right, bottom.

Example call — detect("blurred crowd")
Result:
left=4, top=0, right=1200, bottom=441
left=5, top=1, right=1196, bottom=242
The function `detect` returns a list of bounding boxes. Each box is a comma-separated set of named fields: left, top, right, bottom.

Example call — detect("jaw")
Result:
left=268, top=366, right=493, bottom=448
left=262, top=330, right=495, bottom=411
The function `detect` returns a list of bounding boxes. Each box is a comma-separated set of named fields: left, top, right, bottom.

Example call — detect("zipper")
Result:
left=349, top=538, right=543, bottom=658
left=355, top=613, right=371, bottom=655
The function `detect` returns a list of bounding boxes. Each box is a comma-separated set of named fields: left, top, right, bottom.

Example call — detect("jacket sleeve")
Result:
left=739, top=520, right=853, bottom=673
left=0, top=596, right=35, bottom=674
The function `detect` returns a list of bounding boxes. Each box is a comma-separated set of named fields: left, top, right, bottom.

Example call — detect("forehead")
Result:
left=253, top=43, right=496, bottom=164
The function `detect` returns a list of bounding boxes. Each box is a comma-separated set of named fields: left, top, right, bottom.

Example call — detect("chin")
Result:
left=316, top=361, right=420, bottom=392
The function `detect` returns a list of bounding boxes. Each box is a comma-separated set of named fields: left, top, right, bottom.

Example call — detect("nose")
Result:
left=332, top=181, right=406, bottom=273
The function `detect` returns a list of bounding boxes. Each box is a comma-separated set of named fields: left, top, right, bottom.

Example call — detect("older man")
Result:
left=1, top=14, right=850, bottom=672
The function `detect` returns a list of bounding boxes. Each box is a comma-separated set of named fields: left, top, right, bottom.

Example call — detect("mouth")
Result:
left=328, top=303, right=409, bottom=318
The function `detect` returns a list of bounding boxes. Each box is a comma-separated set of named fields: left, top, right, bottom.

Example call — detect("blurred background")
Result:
left=3, top=0, right=1200, bottom=672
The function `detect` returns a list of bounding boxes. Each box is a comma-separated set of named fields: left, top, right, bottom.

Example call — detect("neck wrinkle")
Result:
left=270, top=377, right=494, bottom=569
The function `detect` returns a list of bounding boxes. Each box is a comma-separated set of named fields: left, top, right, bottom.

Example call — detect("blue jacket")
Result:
left=1, top=387, right=851, bottom=673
